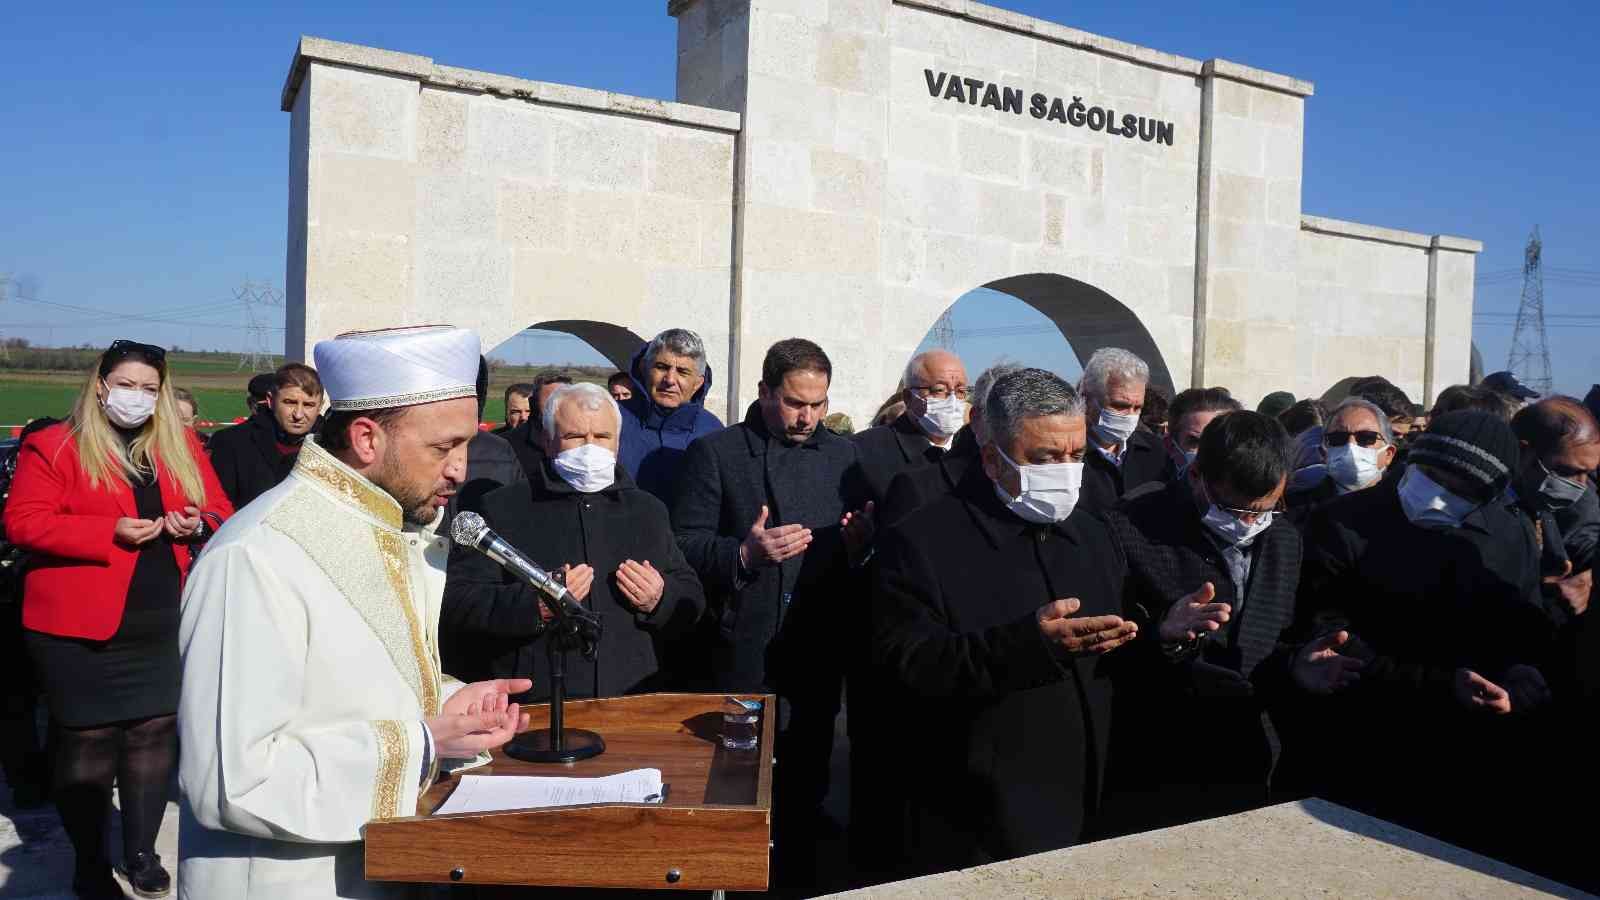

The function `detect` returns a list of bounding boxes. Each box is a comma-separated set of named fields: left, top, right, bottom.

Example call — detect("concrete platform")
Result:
left=825, top=798, right=1592, bottom=899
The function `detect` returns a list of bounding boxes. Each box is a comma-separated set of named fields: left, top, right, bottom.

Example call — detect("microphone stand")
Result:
left=504, top=592, right=605, bottom=764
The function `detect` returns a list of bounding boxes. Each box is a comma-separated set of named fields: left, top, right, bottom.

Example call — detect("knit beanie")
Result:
left=1408, top=410, right=1519, bottom=497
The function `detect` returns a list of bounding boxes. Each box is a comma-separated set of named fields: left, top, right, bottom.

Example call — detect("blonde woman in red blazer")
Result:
left=3, top=340, right=232, bottom=899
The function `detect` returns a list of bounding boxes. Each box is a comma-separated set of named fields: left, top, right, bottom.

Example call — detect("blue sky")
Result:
left=2, top=1, right=1596, bottom=396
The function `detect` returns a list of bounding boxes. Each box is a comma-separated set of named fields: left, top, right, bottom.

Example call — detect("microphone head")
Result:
left=449, top=511, right=489, bottom=548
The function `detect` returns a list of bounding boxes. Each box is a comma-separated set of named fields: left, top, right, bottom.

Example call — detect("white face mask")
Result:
left=551, top=443, right=617, bottom=494
left=917, top=395, right=968, bottom=440
left=1396, top=467, right=1477, bottom=530
left=1093, top=406, right=1140, bottom=446
left=993, top=447, right=1083, bottom=524
left=102, top=384, right=156, bottom=429
left=1326, top=442, right=1384, bottom=492
left=1201, top=504, right=1273, bottom=547
left=1196, top=480, right=1274, bottom=547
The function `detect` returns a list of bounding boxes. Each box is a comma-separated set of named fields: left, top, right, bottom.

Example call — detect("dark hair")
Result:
left=172, top=387, right=198, bottom=414
left=1277, top=398, right=1326, bottom=436
left=273, top=362, right=323, bottom=398
left=1430, top=384, right=1513, bottom=421
left=533, top=370, right=574, bottom=391
left=1510, top=396, right=1600, bottom=459
left=607, top=371, right=631, bottom=389
left=1354, top=382, right=1414, bottom=419
left=1140, top=385, right=1170, bottom=428
left=504, top=382, right=536, bottom=405
left=761, top=338, right=831, bottom=388
left=317, top=407, right=410, bottom=454
left=1195, top=410, right=1292, bottom=499
left=1170, top=387, right=1242, bottom=431
left=247, top=373, right=276, bottom=403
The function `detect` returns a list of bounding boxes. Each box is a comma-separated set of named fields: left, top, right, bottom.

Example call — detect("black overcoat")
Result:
left=870, top=470, right=1129, bottom=874
left=205, top=408, right=298, bottom=509
left=671, top=402, right=866, bottom=697
left=852, top=413, right=948, bottom=506
left=1080, top=426, right=1171, bottom=512
left=1289, top=476, right=1552, bottom=847
left=1101, top=478, right=1302, bottom=832
left=439, top=460, right=703, bottom=701
left=879, top=428, right=980, bottom=527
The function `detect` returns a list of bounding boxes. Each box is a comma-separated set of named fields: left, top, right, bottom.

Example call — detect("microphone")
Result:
left=449, top=511, right=602, bottom=655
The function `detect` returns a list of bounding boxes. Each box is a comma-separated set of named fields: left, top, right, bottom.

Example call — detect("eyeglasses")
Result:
left=909, top=385, right=970, bottom=401
left=1324, top=429, right=1386, bottom=449
left=107, top=340, right=167, bottom=365
left=1201, top=482, right=1284, bottom=523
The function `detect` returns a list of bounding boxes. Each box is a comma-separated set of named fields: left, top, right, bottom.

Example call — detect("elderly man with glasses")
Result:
left=853, top=349, right=974, bottom=509
left=1286, top=397, right=1398, bottom=521
left=1100, top=411, right=1355, bottom=836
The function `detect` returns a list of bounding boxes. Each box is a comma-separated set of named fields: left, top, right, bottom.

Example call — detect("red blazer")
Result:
left=3, top=422, right=234, bottom=640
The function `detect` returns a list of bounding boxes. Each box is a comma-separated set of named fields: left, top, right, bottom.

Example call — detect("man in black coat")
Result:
left=671, top=338, right=871, bottom=887
left=441, top=382, right=703, bottom=701
left=853, top=349, right=970, bottom=506
left=207, top=363, right=323, bottom=509
left=879, top=361, right=1021, bottom=528
left=870, top=368, right=1139, bottom=876
left=1102, top=411, right=1359, bottom=836
left=1292, top=410, right=1553, bottom=860
left=1077, top=348, right=1169, bottom=511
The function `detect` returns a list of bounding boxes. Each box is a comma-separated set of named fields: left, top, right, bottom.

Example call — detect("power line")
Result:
left=236, top=281, right=283, bottom=372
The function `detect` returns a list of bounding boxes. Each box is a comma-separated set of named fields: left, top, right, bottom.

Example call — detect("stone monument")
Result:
left=281, top=0, right=1481, bottom=422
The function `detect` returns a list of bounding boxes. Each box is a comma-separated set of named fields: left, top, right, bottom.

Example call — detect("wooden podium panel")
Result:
left=365, top=693, right=774, bottom=891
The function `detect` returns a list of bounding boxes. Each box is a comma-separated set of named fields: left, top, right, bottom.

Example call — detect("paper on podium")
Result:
left=433, top=768, right=666, bottom=815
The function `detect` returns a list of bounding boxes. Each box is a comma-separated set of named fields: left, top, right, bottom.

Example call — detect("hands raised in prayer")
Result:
left=1037, top=597, right=1138, bottom=655
left=427, top=678, right=533, bottom=758
left=1290, top=630, right=1365, bottom=695
left=1158, top=582, right=1231, bottom=644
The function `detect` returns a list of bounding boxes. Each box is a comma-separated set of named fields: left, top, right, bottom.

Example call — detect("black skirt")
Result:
left=26, top=607, right=180, bottom=728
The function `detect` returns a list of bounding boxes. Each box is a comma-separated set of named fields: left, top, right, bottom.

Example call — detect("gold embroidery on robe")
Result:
left=370, top=720, right=408, bottom=819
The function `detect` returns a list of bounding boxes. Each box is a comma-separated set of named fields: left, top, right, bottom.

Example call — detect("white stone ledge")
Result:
left=891, top=0, right=1314, bottom=94
left=1301, top=215, right=1482, bottom=254
left=1204, top=58, right=1315, bottom=98
left=281, top=36, right=742, bottom=133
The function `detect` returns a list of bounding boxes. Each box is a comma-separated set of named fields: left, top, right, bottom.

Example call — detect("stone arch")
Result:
left=517, top=320, right=647, bottom=373
left=930, top=273, right=1177, bottom=395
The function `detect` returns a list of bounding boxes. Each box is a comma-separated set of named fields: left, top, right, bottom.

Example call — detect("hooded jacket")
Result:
left=618, top=343, right=724, bottom=501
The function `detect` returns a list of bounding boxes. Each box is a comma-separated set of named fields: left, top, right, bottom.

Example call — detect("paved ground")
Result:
left=0, top=775, right=180, bottom=899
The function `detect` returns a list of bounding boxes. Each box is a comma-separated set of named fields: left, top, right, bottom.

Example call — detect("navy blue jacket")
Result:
left=618, top=344, right=724, bottom=501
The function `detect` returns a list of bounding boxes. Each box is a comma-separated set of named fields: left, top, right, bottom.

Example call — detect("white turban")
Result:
left=312, top=325, right=481, bottom=412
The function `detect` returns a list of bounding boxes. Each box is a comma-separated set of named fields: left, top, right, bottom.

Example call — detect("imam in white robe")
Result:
left=177, top=437, right=464, bottom=900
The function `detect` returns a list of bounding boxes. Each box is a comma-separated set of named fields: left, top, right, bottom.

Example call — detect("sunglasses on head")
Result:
left=1325, top=429, right=1385, bottom=448
left=106, top=340, right=167, bottom=365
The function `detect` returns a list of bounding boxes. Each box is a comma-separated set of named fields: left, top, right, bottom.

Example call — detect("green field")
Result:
left=0, top=347, right=619, bottom=433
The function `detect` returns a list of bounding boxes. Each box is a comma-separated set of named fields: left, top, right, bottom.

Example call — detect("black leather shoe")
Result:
left=123, top=851, right=171, bottom=898
left=71, top=863, right=123, bottom=899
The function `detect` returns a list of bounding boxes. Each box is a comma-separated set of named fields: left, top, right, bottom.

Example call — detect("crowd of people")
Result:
left=1, top=324, right=1598, bottom=898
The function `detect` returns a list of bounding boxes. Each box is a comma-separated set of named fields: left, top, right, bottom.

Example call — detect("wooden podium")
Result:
left=364, top=693, right=775, bottom=892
